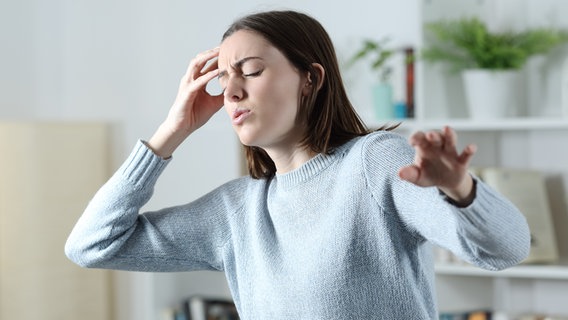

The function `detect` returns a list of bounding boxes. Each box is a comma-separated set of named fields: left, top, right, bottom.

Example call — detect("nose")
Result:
left=223, top=76, right=244, bottom=103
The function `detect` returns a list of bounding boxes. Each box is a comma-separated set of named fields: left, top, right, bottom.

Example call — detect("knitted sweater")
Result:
left=65, top=131, right=530, bottom=319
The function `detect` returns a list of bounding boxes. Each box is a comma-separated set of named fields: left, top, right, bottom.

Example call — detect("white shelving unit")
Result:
left=394, top=118, right=568, bottom=132
left=434, top=261, right=568, bottom=316
left=379, top=0, right=568, bottom=317
left=435, top=263, right=568, bottom=280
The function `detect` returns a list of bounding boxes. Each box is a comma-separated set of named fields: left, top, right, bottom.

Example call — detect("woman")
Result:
left=66, top=10, right=530, bottom=319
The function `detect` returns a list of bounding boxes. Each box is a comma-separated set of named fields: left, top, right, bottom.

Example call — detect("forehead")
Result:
left=218, top=30, right=276, bottom=65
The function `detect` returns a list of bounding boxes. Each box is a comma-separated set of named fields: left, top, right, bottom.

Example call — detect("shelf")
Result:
left=435, top=263, right=568, bottom=280
left=373, top=117, right=568, bottom=132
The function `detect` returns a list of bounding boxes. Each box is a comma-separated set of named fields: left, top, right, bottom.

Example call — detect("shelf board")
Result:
left=373, top=117, right=568, bottom=132
left=435, top=262, right=568, bottom=280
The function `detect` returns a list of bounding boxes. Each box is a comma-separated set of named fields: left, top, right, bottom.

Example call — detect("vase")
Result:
left=462, top=69, right=522, bottom=119
left=372, top=83, right=394, bottom=120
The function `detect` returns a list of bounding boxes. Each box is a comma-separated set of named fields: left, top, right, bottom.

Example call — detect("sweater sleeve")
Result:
left=362, top=132, right=531, bottom=271
left=65, top=140, right=232, bottom=272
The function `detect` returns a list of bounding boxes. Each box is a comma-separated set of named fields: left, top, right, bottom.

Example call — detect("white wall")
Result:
left=0, top=0, right=421, bottom=201
left=1, top=1, right=420, bottom=319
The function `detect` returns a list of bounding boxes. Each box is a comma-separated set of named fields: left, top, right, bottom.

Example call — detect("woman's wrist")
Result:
left=439, top=174, right=476, bottom=207
left=147, top=121, right=192, bottom=159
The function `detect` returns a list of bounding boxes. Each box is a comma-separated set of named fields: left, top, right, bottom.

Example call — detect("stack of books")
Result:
left=162, top=296, right=239, bottom=320
left=439, top=310, right=568, bottom=320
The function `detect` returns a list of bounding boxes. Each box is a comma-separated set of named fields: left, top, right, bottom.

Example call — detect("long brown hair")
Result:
left=223, top=10, right=391, bottom=179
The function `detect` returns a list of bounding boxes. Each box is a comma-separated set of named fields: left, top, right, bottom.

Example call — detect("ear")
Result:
left=302, top=63, right=325, bottom=95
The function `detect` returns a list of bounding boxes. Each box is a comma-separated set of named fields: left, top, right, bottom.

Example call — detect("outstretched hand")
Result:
left=398, top=126, right=477, bottom=206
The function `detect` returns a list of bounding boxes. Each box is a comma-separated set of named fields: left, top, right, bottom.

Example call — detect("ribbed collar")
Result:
left=274, top=137, right=359, bottom=188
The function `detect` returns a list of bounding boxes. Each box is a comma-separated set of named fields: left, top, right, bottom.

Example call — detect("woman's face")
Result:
left=218, top=30, right=308, bottom=151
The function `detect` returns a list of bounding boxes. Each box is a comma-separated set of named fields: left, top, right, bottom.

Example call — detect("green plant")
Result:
left=349, top=38, right=394, bottom=82
left=422, top=17, right=568, bottom=72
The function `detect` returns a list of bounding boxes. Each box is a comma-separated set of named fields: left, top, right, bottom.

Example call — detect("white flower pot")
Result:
left=462, top=69, right=522, bottom=119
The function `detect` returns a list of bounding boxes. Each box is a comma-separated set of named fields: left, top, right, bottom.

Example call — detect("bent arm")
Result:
left=65, top=140, right=169, bottom=269
left=64, top=141, right=228, bottom=272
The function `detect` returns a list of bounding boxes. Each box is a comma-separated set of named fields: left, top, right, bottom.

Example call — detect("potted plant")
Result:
left=349, top=38, right=396, bottom=120
left=422, top=17, right=568, bottom=118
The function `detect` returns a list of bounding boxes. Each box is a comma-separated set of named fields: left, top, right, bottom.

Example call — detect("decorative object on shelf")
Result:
left=349, top=38, right=396, bottom=120
left=404, top=47, right=415, bottom=118
left=563, top=55, right=568, bottom=117
left=422, top=17, right=568, bottom=119
left=372, top=82, right=394, bottom=119
left=462, top=69, right=521, bottom=118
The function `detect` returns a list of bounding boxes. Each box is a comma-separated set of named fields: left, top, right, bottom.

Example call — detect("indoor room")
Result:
left=1, top=0, right=567, bottom=319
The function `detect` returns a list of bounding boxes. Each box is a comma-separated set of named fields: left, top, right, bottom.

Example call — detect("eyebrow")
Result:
left=218, top=56, right=263, bottom=78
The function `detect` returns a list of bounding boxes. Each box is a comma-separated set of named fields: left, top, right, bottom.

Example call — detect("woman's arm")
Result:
left=363, top=131, right=531, bottom=270
left=65, top=48, right=228, bottom=271
left=64, top=141, right=233, bottom=272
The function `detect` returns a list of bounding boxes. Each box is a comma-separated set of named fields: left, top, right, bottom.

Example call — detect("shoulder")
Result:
left=209, top=175, right=270, bottom=208
left=215, top=175, right=266, bottom=197
left=344, top=130, right=414, bottom=164
left=361, top=130, right=410, bottom=149
left=219, top=175, right=267, bottom=192
left=341, top=130, right=414, bottom=185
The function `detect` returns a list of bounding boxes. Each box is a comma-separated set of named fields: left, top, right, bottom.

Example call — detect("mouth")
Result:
left=232, top=108, right=251, bottom=125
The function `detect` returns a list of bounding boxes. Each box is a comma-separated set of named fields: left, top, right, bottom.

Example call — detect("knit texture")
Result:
left=65, top=131, right=530, bottom=319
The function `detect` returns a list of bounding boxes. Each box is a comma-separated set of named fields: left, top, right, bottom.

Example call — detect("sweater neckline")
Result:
left=274, top=137, right=358, bottom=188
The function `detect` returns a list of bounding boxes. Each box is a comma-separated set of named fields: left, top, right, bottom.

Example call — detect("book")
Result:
left=389, top=46, right=416, bottom=119
left=476, top=167, right=559, bottom=264
left=182, top=296, right=240, bottom=320
left=439, top=309, right=493, bottom=320
left=404, top=47, right=415, bottom=118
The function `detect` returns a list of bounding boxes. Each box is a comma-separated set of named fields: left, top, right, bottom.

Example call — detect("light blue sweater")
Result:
left=65, top=131, right=530, bottom=319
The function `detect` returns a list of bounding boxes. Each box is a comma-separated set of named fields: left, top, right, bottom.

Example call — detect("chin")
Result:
left=235, top=133, right=257, bottom=148
left=234, top=128, right=260, bottom=147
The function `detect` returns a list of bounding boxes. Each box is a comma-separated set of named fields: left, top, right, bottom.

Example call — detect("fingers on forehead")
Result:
left=187, top=48, right=220, bottom=74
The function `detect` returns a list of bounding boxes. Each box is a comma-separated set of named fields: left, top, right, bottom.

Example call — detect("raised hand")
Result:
left=168, top=47, right=224, bottom=133
left=398, top=126, right=477, bottom=206
left=148, top=47, right=225, bottom=158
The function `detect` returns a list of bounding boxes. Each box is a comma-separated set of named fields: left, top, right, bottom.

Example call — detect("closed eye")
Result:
left=244, top=70, right=263, bottom=78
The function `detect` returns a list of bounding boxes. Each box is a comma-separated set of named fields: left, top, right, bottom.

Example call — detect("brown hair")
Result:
left=223, top=10, right=391, bottom=179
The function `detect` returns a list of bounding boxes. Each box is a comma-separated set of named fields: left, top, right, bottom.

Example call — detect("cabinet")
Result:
left=0, top=122, right=113, bottom=320
left=363, top=0, right=568, bottom=317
